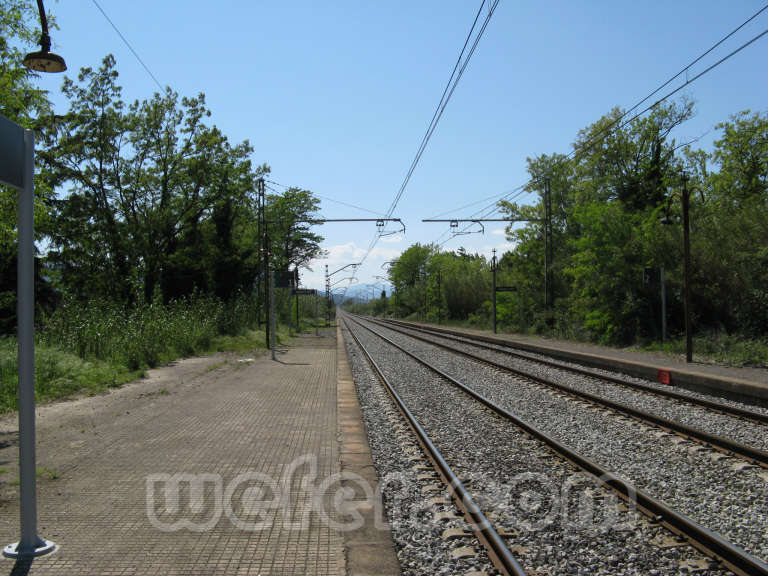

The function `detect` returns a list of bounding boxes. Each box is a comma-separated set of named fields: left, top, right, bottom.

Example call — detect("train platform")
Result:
left=0, top=328, right=399, bottom=575
left=394, top=320, right=768, bottom=406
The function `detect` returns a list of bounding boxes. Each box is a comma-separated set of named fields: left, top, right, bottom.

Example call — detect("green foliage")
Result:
left=345, top=245, right=492, bottom=323
left=0, top=337, right=137, bottom=413
left=641, top=333, right=768, bottom=368
left=266, top=188, right=325, bottom=271
left=0, top=291, right=268, bottom=412
left=41, top=291, right=258, bottom=370
left=39, top=55, right=271, bottom=304
left=359, top=104, right=768, bottom=362
left=1, top=0, right=58, bottom=330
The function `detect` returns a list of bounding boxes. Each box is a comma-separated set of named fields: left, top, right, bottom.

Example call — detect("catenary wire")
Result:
left=265, top=179, right=385, bottom=217
left=350, top=0, right=500, bottom=289
left=437, top=10, right=768, bottom=248
left=91, top=0, right=163, bottom=92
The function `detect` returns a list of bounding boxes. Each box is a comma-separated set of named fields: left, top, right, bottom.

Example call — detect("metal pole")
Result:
left=4, top=130, right=54, bottom=558
left=269, top=270, right=276, bottom=361
left=492, top=248, right=497, bottom=334
left=325, top=265, right=330, bottom=327
left=544, top=178, right=552, bottom=313
left=256, top=181, right=262, bottom=329
left=660, top=267, right=667, bottom=343
left=18, top=129, right=40, bottom=553
left=314, top=291, right=318, bottom=336
left=295, top=270, right=299, bottom=332
left=262, top=180, right=270, bottom=349
left=682, top=175, right=692, bottom=363
left=437, top=270, right=441, bottom=325
left=288, top=286, right=293, bottom=337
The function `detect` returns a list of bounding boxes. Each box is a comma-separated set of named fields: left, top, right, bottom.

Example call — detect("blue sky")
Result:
left=33, top=1, right=768, bottom=292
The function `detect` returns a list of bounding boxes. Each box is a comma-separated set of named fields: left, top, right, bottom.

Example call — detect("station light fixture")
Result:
left=23, top=0, right=67, bottom=73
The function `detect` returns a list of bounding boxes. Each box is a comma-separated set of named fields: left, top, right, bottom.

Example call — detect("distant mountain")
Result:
left=334, top=283, right=390, bottom=303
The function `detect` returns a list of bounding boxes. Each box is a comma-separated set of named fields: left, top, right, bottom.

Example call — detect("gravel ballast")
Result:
left=343, top=324, right=500, bottom=575
left=357, top=318, right=768, bottom=563
left=344, top=318, right=737, bottom=575
left=375, top=319, right=768, bottom=452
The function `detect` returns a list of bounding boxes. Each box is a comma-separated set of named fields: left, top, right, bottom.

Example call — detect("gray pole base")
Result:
left=3, top=539, right=57, bottom=558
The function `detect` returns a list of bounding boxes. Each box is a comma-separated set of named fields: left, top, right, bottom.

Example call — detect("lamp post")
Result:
left=22, top=0, right=67, bottom=73
left=3, top=0, right=64, bottom=559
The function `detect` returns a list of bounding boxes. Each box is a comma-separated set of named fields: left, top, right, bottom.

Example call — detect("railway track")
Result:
left=378, top=317, right=768, bottom=424
left=366, top=317, right=768, bottom=467
left=345, top=319, right=525, bottom=575
left=342, top=313, right=768, bottom=575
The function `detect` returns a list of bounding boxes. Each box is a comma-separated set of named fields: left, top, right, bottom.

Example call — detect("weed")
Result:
left=205, top=361, right=227, bottom=372
left=1, top=292, right=270, bottom=413
left=36, top=467, right=60, bottom=480
left=642, top=333, right=768, bottom=367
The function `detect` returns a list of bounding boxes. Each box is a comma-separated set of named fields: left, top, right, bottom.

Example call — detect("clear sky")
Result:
left=33, top=1, right=768, bottom=294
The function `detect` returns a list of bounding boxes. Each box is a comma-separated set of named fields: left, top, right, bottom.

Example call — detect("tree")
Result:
left=265, top=187, right=325, bottom=271
left=497, top=101, right=695, bottom=342
left=43, top=55, right=273, bottom=303
left=0, top=0, right=56, bottom=333
left=388, top=243, right=435, bottom=317
left=695, top=111, right=768, bottom=335
left=43, top=55, right=132, bottom=299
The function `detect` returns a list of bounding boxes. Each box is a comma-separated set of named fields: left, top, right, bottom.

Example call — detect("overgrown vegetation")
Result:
left=346, top=102, right=768, bottom=367
left=1, top=2, right=326, bottom=410
left=0, top=291, right=278, bottom=412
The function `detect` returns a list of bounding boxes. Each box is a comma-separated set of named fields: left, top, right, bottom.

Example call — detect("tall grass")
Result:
left=642, top=333, right=768, bottom=367
left=1, top=291, right=264, bottom=412
left=42, top=292, right=258, bottom=370
left=0, top=338, right=135, bottom=412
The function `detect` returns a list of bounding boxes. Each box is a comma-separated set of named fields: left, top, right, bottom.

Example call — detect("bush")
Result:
left=1, top=291, right=264, bottom=412
left=41, top=292, right=260, bottom=370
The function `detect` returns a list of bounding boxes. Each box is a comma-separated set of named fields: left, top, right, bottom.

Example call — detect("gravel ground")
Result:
left=383, top=319, right=768, bottom=416
left=344, top=319, right=735, bottom=575
left=374, top=320, right=768, bottom=453
left=355, top=317, right=768, bottom=564
left=343, top=324, right=500, bottom=575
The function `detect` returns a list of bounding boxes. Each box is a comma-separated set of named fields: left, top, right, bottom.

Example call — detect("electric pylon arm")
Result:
left=423, top=217, right=541, bottom=236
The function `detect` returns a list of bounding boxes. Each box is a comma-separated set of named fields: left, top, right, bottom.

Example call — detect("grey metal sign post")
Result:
left=1, top=114, right=56, bottom=558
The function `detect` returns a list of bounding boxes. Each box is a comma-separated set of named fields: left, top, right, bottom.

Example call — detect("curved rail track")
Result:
left=343, top=313, right=768, bottom=576
left=369, top=317, right=768, bottom=467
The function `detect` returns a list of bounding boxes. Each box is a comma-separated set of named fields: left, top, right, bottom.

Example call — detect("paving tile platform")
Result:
left=0, top=329, right=398, bottom=575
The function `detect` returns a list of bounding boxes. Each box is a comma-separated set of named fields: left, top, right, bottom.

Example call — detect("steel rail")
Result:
left=348, top=315, right=768, bottom=576
left=367, top=317, right=768, bottom=468
left=379, top=318, right=768, bottom=425
left=342, top=318, right=527, bottom=576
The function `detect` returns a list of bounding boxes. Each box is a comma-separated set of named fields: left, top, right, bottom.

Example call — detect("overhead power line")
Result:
left=383, top=0, right=496, bottom=221
left=266, top=178, right=385, bottom=218
left=567, top=3, right=768, bottom=164
left=349, top=0, right=500, bottom=289
left=91, top=0, right=163, bottom=92
left=437, top=4, right=768, bottom=248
